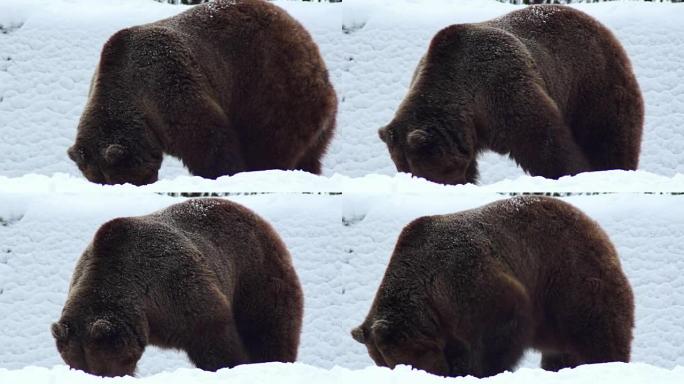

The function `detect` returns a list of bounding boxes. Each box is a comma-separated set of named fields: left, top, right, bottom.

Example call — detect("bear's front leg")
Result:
left=444, top=338, right=475, bottom=377
left=174, top=100, right=247, bottom=179
left=185, top=317, right=250, bottom=371
left=501, top=89, right=592, bottom=179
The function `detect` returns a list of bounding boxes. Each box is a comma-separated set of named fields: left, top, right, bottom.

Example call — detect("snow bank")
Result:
left=2, top=362, right=684, bottom=384
left=3, top=170, right=684, bottom=193
left=2, top=192, right=684, bottom=374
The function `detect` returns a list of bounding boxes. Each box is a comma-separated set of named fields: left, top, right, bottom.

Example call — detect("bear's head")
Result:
left=351, top=319, right=450, bottom=376
left=378, top=121, right=476, bottom=185
left=68, top=138, right=162, bottom=186
left=51, top=317, right=145, bottom=377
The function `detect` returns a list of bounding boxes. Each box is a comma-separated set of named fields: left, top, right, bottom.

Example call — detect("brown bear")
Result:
left=352, top=196, right=634, bottom=378
left=68, top=0, right=337, bottom=185
left=379, top=5, right=643, bottom=185
left=51, top=198, right=303, bottom=377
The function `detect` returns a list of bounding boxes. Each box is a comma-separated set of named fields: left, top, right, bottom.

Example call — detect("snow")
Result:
left=2, top=0, right=684, bottom=382
left=2, top=192, right=684, bottom=376
left=4, top=169, right=684, bottom=193
left=3, top=362, right=684, bottom=383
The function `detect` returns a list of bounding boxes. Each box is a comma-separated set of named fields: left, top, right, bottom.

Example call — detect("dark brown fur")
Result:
left=379, top=5, right=643, bottom=185
left=68, top=0, right=337, bottom=185
left=51, top=198, right=303, bottom=377
left=352, top=196, right=634, bottom=378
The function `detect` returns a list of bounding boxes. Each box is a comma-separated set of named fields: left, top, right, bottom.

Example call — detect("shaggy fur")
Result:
left=379, top=5, right=643, bottom=185
left=68, top=0, right=337, bottom=185
left=352, top=196, right=634, bottom=378
left=51, top=198, right=303, bottom=377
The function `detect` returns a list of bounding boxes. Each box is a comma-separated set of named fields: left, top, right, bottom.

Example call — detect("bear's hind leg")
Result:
left=178, top=98, right=247, bottom=179
left=558, top=282, right=633, bottom=367
left=295, top=152, right=323, bottom=175
left=497, top=84, right=592, bottom=179
left=569, top=321, right=631, bottom=366
left=235, top=276, right=303, bottom=363
left=573, top=118, right=641, bottom=171
left=294, top=116, right=335, bottom=175
left=572, top=78, right=643, bottom=171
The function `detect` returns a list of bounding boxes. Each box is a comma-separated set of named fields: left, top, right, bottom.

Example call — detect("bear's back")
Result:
left=94, top=0, right=282, bottom=100
left=484, top=5, right=630, bottom=112
left=87, top=214, right=206, bottom=270
left=385, top=197, right=623, bottom=319
left=486, top=5, right=616, bottom=58
left=77, top=199, right=282, bottom=299
left=157, top=199, right=291, bottom=270
left=469, top=196, right=615, bottom=262
left=154, top=0, right=314, bottom=64
left=80, top=200, right=245, bottom=277
left=158, top=198, right=266, bottom=244
left=395, top=196, right=618, bottom=271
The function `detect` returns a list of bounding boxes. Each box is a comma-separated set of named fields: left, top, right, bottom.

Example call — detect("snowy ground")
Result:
left=0, top=0, right=683, bottom=185
left=4, top=169, right=684, bottom=193
left=3, top=362, right=684, bottom=383
left=1, top=191, right=684, bottom=376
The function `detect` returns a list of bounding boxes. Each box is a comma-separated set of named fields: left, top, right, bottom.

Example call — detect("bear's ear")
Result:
left=103, top=144, right=126, bottom=165
left=89, top=319, right=115, bottom=340
left=371, top=319, right=390, bottom=333
left=67, top=146, right=85, bottom=165
left=370, top=319, right=393, bottom=342
left=351, top=326, right=366, bottom=344
left=51, top=322, right=69, bottom=341
left=407, top=129, right=432, bottom=151
left=378, top=127, right=388, bottom=143
left=379, top=127, right=396, bottom=144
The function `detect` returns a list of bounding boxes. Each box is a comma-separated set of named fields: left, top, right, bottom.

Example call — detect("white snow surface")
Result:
left=0, top=0, right=683, bottom=185
left=5, top=169, right=684, bottom=193
left=1, top=192, right=684, bottom=376
left=3, top=363, right=684, bottom=383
